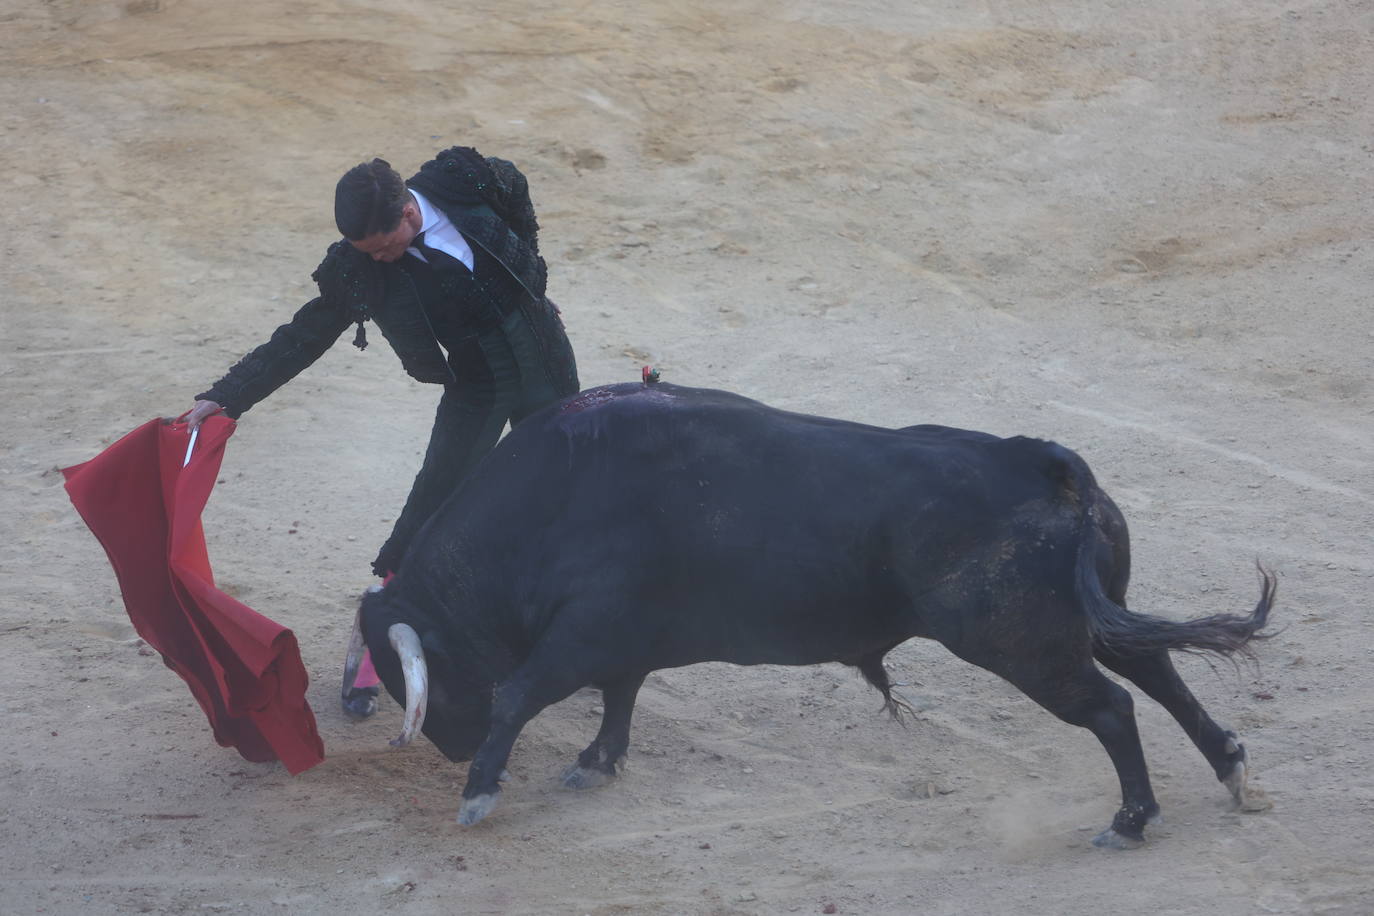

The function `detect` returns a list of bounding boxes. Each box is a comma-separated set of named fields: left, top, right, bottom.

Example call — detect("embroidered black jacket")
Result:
left=196, top=148, right=550, bottom=416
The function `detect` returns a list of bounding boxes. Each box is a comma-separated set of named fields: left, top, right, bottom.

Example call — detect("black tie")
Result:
left=412, top=231, right=464, bottom=272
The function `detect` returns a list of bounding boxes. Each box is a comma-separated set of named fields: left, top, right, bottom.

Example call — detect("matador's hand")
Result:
left=184, top=399, right=223, bottom=430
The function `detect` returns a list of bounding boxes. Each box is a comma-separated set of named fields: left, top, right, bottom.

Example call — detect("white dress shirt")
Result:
left=405, top=188, right=476, bottom=272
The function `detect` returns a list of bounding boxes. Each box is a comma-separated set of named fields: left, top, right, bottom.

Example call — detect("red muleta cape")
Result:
left=63, top=416, right=324, bottom=774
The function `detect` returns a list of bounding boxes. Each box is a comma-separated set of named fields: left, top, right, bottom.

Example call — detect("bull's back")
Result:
left=473, top=382, right=1040, bottom=541
left=416, top=383, right=1095, bottom=666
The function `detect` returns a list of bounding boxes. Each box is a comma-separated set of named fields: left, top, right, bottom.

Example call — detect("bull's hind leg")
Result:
left=1095, top=647, right=1255, bottom=808
left=562, top=673, right=648, bottom=789
left=993, top=658, right=1160, bottom=849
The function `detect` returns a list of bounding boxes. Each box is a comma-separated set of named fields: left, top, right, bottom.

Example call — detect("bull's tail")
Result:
left=1058, top=449, right=1276, bottom=660
left=1079, top=551, right=1276, bottom=659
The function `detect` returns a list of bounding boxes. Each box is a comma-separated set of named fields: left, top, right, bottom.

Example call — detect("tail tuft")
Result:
left=1083, top=558, right=1277, bottom=660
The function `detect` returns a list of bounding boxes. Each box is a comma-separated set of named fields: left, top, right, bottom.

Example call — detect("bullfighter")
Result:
left=181, top=146, right=579, bottom=718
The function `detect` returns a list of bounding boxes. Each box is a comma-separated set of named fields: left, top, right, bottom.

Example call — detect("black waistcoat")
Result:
left=397, top=242, right=528, bottom=342
left=378, top=240, right=531, bottom=384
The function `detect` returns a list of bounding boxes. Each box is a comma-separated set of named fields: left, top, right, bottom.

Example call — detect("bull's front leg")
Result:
left=457, top=681, right=537, bottom=826
left=562, top=673, right=648, bottom=789
left=458, top=662, right=588, bottom=826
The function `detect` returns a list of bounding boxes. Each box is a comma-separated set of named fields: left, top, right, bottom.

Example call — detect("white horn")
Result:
left=388, top=623, right=428, bottom=748
left=341, top=605, right=367, bottom=698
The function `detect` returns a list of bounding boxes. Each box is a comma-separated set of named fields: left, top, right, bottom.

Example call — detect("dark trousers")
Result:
left=373, top=301, right=578, bottom=576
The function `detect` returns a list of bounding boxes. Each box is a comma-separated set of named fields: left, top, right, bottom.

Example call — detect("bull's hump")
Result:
left=556, top=383, right=666, bottom=416
left=553, top=381, right=745, bottom=419
left=551, top=382, right=903, bottom=446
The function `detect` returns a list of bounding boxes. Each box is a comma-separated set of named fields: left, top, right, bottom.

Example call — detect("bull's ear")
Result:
left=358, top=584, right=395, bottom=623
left=356, top=591, right=391, bottom=648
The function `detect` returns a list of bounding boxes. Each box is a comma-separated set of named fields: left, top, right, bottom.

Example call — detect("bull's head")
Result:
left=346, top=587, right=491, bottom=762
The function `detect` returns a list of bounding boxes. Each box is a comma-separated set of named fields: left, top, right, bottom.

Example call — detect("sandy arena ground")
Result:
left=3, top=0, right=1372, bottom=913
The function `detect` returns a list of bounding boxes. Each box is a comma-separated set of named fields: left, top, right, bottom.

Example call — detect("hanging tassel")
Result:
left=352, top=320, right=369, bottom=351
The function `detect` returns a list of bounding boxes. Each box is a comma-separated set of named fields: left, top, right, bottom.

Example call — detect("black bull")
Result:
left=346, top=381, right=1274, bottom=847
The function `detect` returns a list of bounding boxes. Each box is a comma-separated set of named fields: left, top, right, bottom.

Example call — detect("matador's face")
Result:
left=349, top=200, right=422, bottom=263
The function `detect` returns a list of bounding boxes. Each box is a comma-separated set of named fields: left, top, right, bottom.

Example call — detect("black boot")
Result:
left=342, top=685, right=379, bottom=720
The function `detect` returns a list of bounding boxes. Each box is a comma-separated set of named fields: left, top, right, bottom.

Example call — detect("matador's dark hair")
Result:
left=335, top=158, right=408, bottom=240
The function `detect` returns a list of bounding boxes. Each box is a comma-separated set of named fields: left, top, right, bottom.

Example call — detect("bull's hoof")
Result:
left=342, top=686, right=379, bottom=720
left=1224, top=758, right=1273, bottom=812
left=1223, top=755, right=1248, bottom=804
left=1092, top=828, right=1145, bottom=850
left=1220, top=733, right=1272, bottom=812
left=457, top=792, right=500, bottom=826
left=561, top=763, right=613, bottom=790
